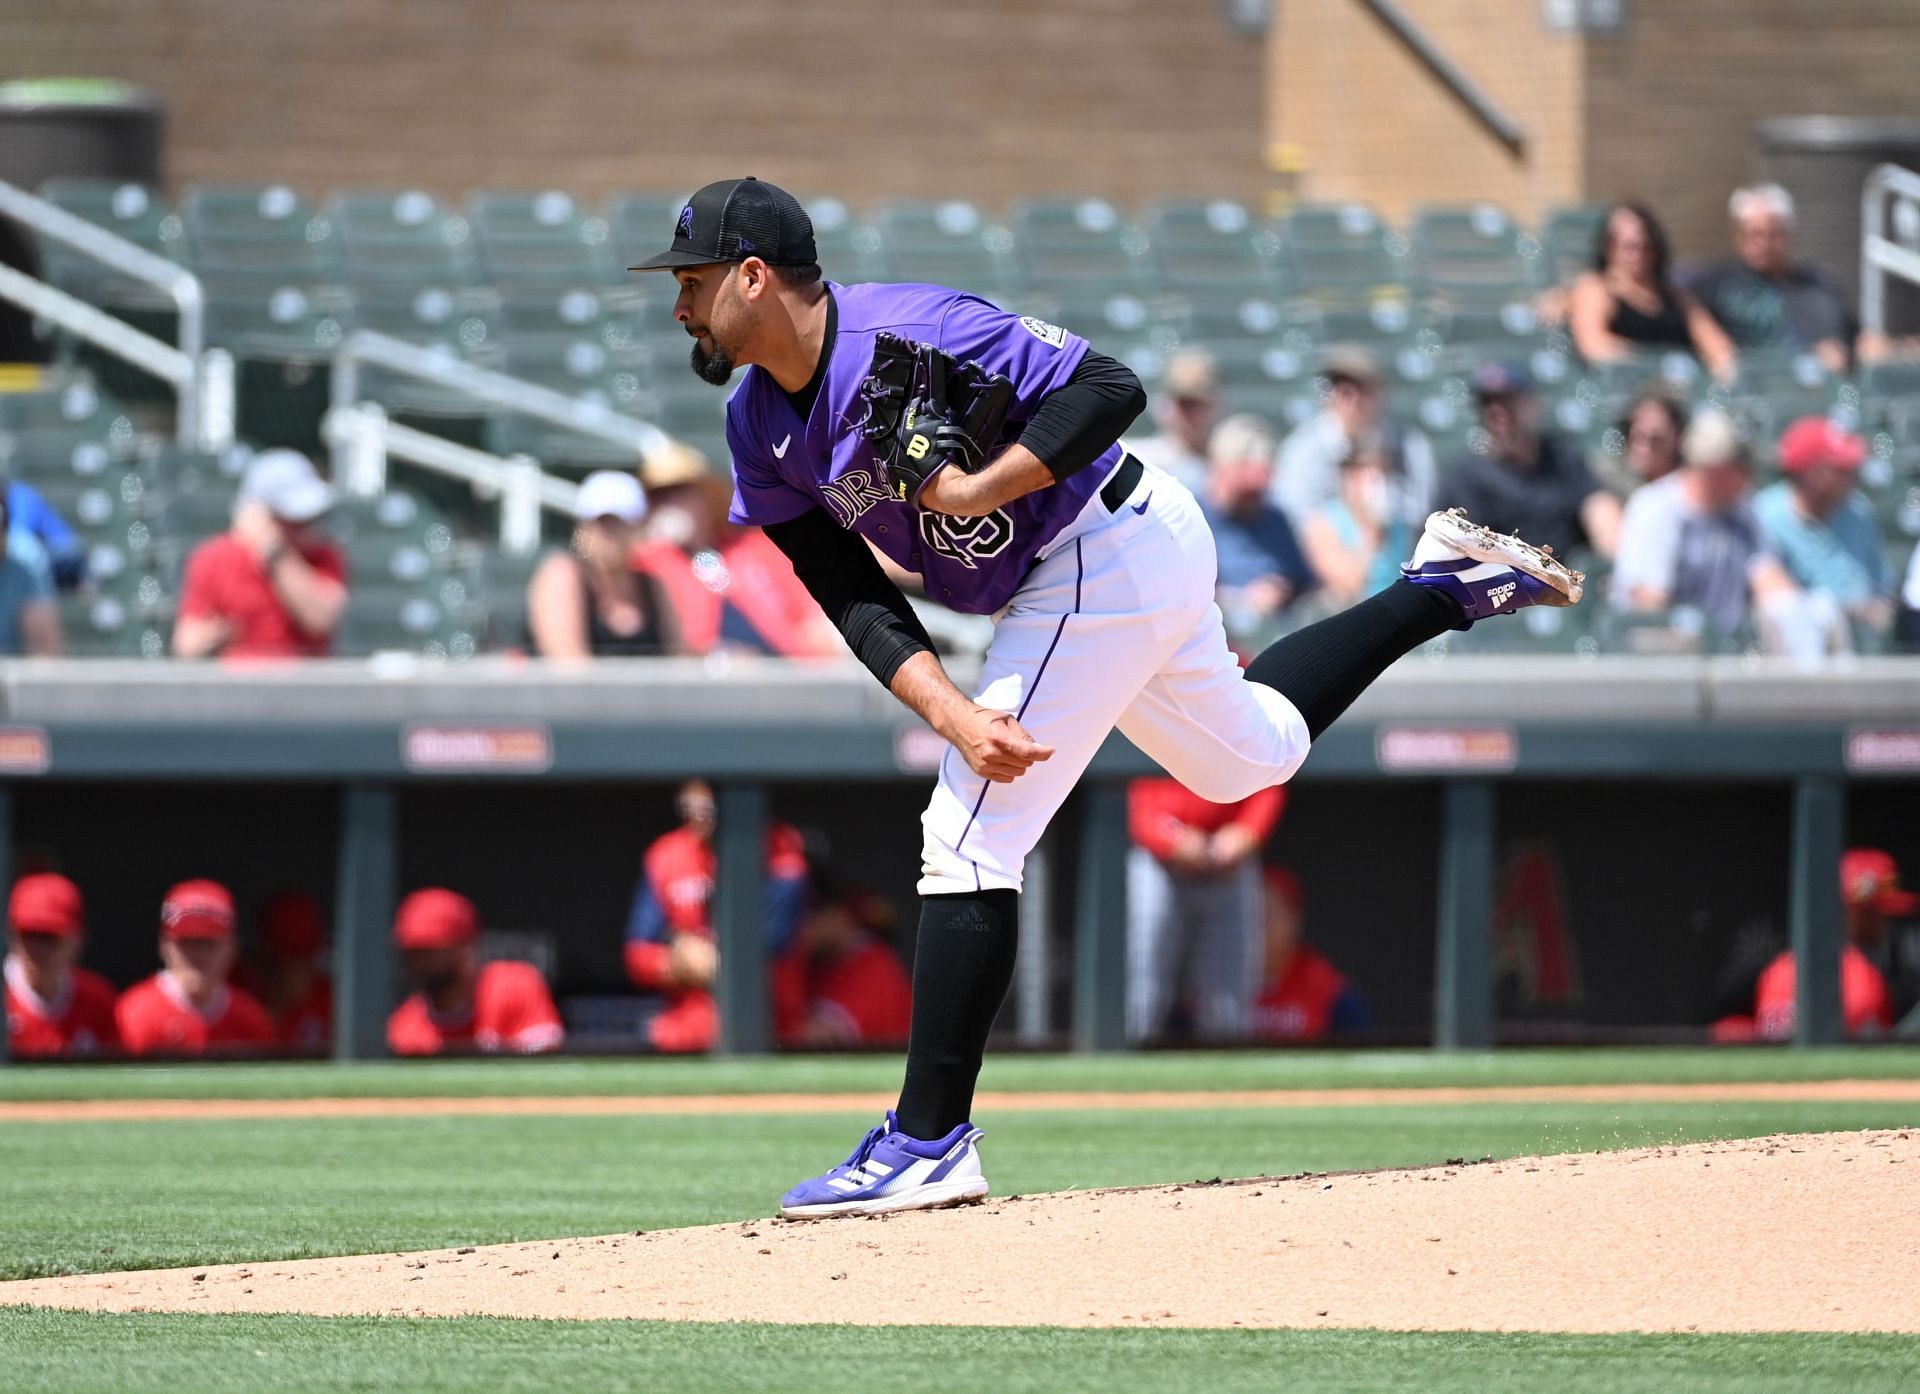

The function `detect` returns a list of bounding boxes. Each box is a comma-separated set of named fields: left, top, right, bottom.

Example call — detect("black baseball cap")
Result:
left=628, top=177, right=817, bottom=272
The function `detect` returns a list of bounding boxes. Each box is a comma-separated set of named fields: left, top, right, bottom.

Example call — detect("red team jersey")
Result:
left=4, top=960, right=119, bottom=1058
left=772, top=936, right=913, bottom=1046
left=115, top=973, right=275, bottom=1056
left=1752, top=945, right=1892, bottom=1040
left=1252, top=944, right=1352, bottom=1042
left=387, top=960, right=564, bottom=1056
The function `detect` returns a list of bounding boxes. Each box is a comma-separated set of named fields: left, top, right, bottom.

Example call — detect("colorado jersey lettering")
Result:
left=725, top=282, right=1120, bottom=615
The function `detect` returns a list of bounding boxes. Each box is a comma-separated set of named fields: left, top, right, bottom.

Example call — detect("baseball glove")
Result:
left=856, top=333, right=1015, bottom=505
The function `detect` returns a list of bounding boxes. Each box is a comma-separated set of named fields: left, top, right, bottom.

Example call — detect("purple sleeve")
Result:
left=934, top=296, right=1091, bottom=423
left=726, top=400, right=815, bottom=528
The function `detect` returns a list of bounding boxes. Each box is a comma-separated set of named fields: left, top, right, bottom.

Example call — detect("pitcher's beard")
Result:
left=690, top=337, right=735, bottom=385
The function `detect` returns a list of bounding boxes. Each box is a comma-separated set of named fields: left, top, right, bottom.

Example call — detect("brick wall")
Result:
left=1582, top=0, right=1920, bottom=260
left=1, top=0, right=1269, bottom=210
left=1268, top=0, right=1586, bottom=224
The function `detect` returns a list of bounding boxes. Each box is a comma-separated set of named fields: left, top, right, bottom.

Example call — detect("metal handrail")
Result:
left=0, top=179, right=211, bottom=445
left=328, top=329, right=673, bottom=483
left=1860, top=163, right=1920, bottom=335
left=1355, top=0, right=1527, bottom=154
left=323, top=402, right=578, bottom=556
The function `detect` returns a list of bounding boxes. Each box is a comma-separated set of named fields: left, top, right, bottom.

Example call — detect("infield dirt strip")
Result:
left=5, top=1129, right=1918, bottom=1333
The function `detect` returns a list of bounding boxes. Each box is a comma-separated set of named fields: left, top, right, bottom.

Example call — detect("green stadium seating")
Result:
left=181, top=184, right=339, bottom=279
left=1010, top=197, right=1147, bottom=290
left=794, top=194, right=878, bottom=281
left=1410, top=204, right=1543, bottom=304
left=1278, top=202, right=1408, bottom=301
left=1541, top=204, right=1608, bottom=287
left=470, top=189, right=618, bottom=286
left=606, top=192, right=694, bottom=271
left=871, top=199, right=1017, bottom=300
left=1142, top=199, right=1287, bottom=292
left=327, top=188, right=479, bottom=286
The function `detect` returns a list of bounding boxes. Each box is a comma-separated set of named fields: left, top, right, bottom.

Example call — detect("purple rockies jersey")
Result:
left=725, top=282, right=1121, bottom=615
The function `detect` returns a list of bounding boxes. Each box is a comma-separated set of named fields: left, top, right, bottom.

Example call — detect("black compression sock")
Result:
left=894, top=888, right=1019, bottom=1139
left=1244, top=580, right=1462, bottom=741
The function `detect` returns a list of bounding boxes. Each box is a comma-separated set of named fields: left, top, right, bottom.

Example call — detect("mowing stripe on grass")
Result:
left=5, top=1078, right=1920, bottom=1123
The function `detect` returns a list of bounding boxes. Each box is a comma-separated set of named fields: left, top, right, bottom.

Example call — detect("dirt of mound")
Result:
left=5, top=1130, right=1917, bottom=1333
left=6, top=1077, right=1920, bottom=1123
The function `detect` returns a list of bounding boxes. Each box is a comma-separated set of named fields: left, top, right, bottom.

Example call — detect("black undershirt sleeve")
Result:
left=764, top=508, right=936, bottom=690
left=1016, top=349, right=1147, bottom=482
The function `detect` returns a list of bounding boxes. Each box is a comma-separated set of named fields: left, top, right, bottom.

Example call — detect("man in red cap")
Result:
left=116, top=880, right=275, bottom=1056
left=387, top=888, right=564, bottom=1056
left=4, top=873, right=118, bottom=1057
left=1730, top=848, right=1913, bottom=1041
left=1752, top=417, right=1893, bottom=650
left=234, top=892, right=333, bottom=1051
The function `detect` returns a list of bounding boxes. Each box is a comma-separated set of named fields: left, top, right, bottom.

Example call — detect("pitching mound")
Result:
left=5, top=1130, right=1916, bottom=1332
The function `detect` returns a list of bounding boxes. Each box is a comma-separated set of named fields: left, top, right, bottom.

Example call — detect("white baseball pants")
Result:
left=919, top=459, right=1311, bottom=895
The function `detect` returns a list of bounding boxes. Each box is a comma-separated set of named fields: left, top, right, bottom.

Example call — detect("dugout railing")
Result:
left=0, top=655, right=1915, bottom=1064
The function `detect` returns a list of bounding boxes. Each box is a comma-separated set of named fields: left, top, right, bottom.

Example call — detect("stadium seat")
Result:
left=1277, top=205, right=1409, bottom=302
left=1410, top=204, right=1543, bottom=304
left=1160, top=288, right=1292, bottom=347
left=870, top=199, right=1017, bottom=300
left=794, top=194, right=879, bottom=281
left=326, top=188, right=479, bottom=285
left=1541, top=204, right=1609, bottom=288
left=36, top=180, right=184, bottom=291
left=181, top=184, right=340, bottom=279
left=1010, top=197, right=1147, bottom=290
left=1142, top=198, right=1287, bottom=292
left=470, top=189, right=619, bottom=285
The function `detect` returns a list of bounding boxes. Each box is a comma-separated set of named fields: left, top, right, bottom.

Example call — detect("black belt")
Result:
left=1099, top=451, right=1145, bottom=513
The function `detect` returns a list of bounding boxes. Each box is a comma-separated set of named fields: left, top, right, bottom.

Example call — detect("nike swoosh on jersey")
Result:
left=773, top=435, right=792, bottom=458
left=1130, top=493, right=1152, bottom=515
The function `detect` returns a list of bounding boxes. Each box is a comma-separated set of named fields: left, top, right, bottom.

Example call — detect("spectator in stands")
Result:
left=1569, top=203, right=1735, bottom=383
left=1298, top=439, right=1413, bottom=606
left=1899, top=545, right=1920, bottom=654
left=772, top=880, right=913, bottom=1048
left=386, top=888, right=564, bottom=1056
left=1611, top=408, right=1795, bottom=641
left=1202, top=414, right=1316, bottom=646
left=1129, top=348, right=1219, bottom=495
left=1127, top=776, right=1285, bottom=1041
left=1752, top=418, right=1893, bottom=647
left=1596, top=390, right=1688, bottom=498
left=1251, top=867, right=1368, bottom=1042
left=4, top=872, right=118, bottom=1058
left=1273, top=346, right=1435, bottom=531
left=528, top=469, right=679, bottom=660
left=173, top=450, right=347, bottom=660
left=0, top=485, right=60, bottom=656
left=237, top=891, right=332, bottom=1052
left=634, top=442, right=839, bottom=659
left=116, top=879, right=275, bottom=1056
left=1684, top=184, right=1858, bottom=373
left=6, top=477, right=86, bottom=589
left=1440, top=362, right=1621, bottom=561
left=624, top=780, right=810, bottom=1053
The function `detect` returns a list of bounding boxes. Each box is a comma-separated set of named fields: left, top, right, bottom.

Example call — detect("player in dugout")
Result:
left=116, top=879, right=275, bottom=1057
left=4, top=872, right=118, bottom=1058
left=387, top=888, right=565, bottom=1056
left=631, top=177, right=1584, bottom=1217
left=624, top=779, right=810, bottom=1053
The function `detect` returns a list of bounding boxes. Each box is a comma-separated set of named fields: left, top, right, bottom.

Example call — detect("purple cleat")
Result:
left=1400, top=507, right=1586, bottom=627
left=779, top=1111, right=988, bottom=1219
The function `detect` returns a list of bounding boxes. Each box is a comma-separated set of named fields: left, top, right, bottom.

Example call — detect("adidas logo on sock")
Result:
left=1488, top=581, right=1518, bottom=609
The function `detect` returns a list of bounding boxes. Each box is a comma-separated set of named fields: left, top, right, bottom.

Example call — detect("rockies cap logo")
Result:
left=677, top=204, right=695, bottom=238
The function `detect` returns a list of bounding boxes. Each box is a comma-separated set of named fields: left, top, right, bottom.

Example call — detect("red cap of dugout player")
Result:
left=116, top=878, right=275, bottom=1056
left=387, top=888, right=564, bottom=1056
left=4, top=873, right=120, bottom=1058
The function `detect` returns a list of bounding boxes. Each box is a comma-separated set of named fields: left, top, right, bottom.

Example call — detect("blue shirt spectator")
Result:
left=1198, top=414, right=1316, bottom=645
left=0, top=526, right=60, bottom=655
left=1753, top=418, right=1889, bottom=617
left=6, top=480, right=85, bottom=589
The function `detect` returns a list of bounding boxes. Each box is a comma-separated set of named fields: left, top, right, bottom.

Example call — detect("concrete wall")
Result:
left=1, top=0, right=1270, bottom=208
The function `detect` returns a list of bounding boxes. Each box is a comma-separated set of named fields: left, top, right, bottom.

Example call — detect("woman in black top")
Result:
left=526, top=469, right=681, bottom=659
left=1571, top=203, right=1736, bottom=383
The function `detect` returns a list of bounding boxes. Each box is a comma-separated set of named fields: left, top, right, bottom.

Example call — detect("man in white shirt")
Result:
left=1272, top=346, right=1434, bottom=531
left=1129, top=348, right=1220, bottom=496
